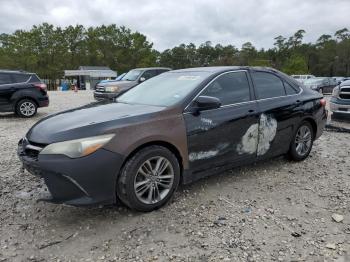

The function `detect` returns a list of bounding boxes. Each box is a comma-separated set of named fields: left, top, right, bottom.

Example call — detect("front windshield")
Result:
left=122, top=70, right=142, bottom=81
left=117, top=71, right=211, bottom=107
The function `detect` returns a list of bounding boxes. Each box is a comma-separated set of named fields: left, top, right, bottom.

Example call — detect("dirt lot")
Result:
left=0, top=91, right=349, bottom=262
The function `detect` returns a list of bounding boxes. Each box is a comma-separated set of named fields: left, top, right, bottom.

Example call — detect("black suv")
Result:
left=0, top=70, right=49, bottom=117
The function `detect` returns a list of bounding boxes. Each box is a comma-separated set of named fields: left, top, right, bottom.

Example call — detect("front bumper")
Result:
left=330, top=97, right=350, bottom=114
left=93, top=91, right=119, bottom=101
left=18, top=140, right=124, bottom=206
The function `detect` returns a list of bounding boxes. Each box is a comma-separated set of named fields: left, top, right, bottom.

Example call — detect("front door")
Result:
left=184, top=70, right=259, bottom=174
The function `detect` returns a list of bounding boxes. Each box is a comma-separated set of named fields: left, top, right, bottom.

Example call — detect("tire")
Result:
left=288, top=121, right=314, bottom=161
left=16, top=99, right=37, bottom=118
left=117, top=146, right=180, bottom=212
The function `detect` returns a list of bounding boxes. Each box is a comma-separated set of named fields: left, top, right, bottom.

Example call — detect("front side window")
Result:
left=141, top=70, right=158, bottom=80
left=201, top=71, right=251, bottom=106
left=0, top=73, right=12, bottom=85
left=252, top=72, right=285, bottom=99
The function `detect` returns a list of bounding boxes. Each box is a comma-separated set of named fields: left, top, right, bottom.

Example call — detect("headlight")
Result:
left=332, top=86, right=340, bottom=98
left=311, top=85, right=318, bottom=90
left=40, top=134, right=115, bottom=158
left=105, top=86, right=119, bottom=92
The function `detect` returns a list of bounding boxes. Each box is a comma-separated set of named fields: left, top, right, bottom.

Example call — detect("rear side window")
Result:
left=252, top=72, right=285, bottom=99
left=28, top=74, right=41, bottom=83
left=201, top=71, right=251, bottom=105
left=0, top=73, right=12, bottom=85
left=13, top=74, right=30, bottom=83
left=284, top=81, right=298, bottom=95
left=157, top=69, right=170, bottom=74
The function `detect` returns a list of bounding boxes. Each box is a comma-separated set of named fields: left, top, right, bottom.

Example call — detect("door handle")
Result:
left=294, top=100, right=302, bottom=105
left=247, top=109, right=255, bottom=115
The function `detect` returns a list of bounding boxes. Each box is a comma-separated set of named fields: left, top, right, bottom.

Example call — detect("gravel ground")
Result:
left=0, top=91, right=349, bottom=262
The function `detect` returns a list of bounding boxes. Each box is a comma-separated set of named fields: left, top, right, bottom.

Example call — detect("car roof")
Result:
left=170, top=66, right=280, bottom=74
left=0, top=69, right=31, bottom=74
left=133, top=67, right=172, bottom=71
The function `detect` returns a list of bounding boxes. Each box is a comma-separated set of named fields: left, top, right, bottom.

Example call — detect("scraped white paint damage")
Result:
left=237, top=114, right=277, bottom=156
left=189, top=114, right=277, bottom=162
left=195, top=117, right=216, bottom=131
left=236, top=124, right=259, bottom=155
left=189, top=143, right=229, bottom=161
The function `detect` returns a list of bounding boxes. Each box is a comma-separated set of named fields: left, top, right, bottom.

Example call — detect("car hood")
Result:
left=26, top=102, right=166, bottom=144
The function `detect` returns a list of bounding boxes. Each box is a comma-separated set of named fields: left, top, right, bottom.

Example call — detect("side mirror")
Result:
left=191, top=96, right=221, bottom=114
left=139, top=77, right=146, bottom=82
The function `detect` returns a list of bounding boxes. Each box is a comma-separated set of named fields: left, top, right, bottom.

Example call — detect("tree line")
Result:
left=0, top=23, right=350, bottom=89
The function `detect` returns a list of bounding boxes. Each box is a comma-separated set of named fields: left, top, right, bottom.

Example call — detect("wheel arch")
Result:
left=120, top=140, right=184, bottom=181
left=301, top=117, right=317, bottom=140
left=15, top=96, right=39, bottom=108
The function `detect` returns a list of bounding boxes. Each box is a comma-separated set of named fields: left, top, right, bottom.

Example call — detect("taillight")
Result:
left=320, top=98, right=326, bottom=107
left=34, top=83, right=47, bottom=91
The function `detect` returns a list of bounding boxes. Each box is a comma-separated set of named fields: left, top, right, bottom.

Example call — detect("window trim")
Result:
left=184, top=70, right=252, bottom=112
left=184, top=70, right=303, bottom=113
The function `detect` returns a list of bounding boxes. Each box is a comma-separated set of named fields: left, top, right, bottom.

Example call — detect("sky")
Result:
left=0, top=0, right=349, bottom=51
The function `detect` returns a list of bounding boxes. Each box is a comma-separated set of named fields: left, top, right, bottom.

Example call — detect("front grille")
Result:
left=340, top=87, right=350, bottom=92
left=339, top=87, right=350, bottom=99
left=95, top=85, right=105, bottom=92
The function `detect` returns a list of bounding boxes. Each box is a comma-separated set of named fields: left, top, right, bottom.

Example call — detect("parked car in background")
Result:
left=94, top=68, right=171, bottom=100
left=330, top=80, right=350, bottom=116
left=291, top=74, right=315, bottom=83
left=19, top=66, right=327, bottom=211
left=0, top=70, right=49, bottom=117
left=333, top=76, right=345, bottom=85
left=303, top=77, right=336, bottom=94
left=96, top=73, right=127, bottom=87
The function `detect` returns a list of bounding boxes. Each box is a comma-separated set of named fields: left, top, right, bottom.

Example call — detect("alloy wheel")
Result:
left=134, top=156, right=174, bottom=205
left=295, top=125, right=312, bottom=156
left=19, top=102, right=36, bottom=116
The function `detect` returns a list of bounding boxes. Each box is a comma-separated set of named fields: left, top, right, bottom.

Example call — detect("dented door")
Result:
left=184, top=101, right=259, bottom=173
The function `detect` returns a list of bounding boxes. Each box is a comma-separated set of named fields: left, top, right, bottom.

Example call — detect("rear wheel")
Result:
left=16, top=99, right=37, bottom=117
left=288, top=121, right=314, bottom=161
left=117, top=146, right=180, bottom=212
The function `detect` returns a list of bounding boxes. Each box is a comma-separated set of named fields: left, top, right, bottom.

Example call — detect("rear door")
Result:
left=250, top=70, right=301, bottom=159
left=184, top=70, right=259, bottom=173
left=0, top=73, right=15, bottom=111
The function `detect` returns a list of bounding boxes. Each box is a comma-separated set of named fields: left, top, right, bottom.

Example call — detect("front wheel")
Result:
left=117, top=146, right=180, bottom=212
left=16, top=99, right=37, bottom=117
left=288, top=121, right=314, bottom=161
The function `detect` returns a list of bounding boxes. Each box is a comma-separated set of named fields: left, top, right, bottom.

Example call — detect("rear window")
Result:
left=28, top=74, right=41, bottom=83
left=13, top=74, right=30, bottom=83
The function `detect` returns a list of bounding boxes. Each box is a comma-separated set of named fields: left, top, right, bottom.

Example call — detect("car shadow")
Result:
left=37, top=155, right=291, bottom=226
